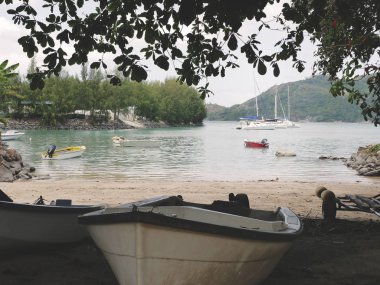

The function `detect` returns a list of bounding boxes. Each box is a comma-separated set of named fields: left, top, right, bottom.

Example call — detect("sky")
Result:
left=0, top=1, right=317, bottom=107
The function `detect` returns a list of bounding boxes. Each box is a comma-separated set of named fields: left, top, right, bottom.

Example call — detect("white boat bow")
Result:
left=1, top=130, right=25, bottom=141
left=79, top=194, right=303, bottom=285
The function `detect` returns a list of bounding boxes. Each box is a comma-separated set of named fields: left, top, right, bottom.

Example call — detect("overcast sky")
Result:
left=0, top=1, right=317, bottom=107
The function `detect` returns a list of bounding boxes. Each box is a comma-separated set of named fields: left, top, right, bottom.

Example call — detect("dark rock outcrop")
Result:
left=6, top=118, right=134, bottom=131
left=345, top=145, right=380, bottom=176
left=319, top=155, right=347, bottom=161
left=0, top=143, right=35, bottom=182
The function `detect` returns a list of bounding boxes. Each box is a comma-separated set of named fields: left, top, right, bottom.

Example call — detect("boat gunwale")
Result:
left=0, top=201, right=103, bottom=214
left=79, top=209, right=303, bottom=242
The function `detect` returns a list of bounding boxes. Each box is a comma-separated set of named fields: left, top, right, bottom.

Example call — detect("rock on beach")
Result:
left=0, top=143, right=35, bottom=182
left=345, top=144, right=380, bottom=176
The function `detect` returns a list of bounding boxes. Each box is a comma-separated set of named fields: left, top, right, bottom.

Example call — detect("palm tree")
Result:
left=0, top=60, right=19, bottom=135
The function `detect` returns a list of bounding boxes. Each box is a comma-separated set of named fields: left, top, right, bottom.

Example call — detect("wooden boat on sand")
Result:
left=79, top=194, right=302, bottom=285
left=0, top=189, right=103, bottom=252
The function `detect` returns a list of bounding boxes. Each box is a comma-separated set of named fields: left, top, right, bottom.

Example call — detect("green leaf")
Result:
left=99, top=0, right=108, bottom=10
left=257, top=60, right=267, bottom=75
left=0, top=60, right=9, bottom=69
left=30, top=74, right=45, bottom=90
left=114, top=55, right=126, bottom=64
left=131, top=65, right=147, bottom=82
left=227, top=34, right=238, bottom=50
left=261, top=55, right=273, bottom=62
left=109, top=75, right=121, bottom=85
left=77, top=0, right=84, bottom=8
left=273, top=63, right=280, bottom=77
left=145, top=29, right=155, bottom=44
left=155, top=55, right=169, bottom=70
left=90, top=61, right=101, bottom=69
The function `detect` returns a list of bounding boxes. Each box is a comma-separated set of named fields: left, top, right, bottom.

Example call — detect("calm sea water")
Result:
left=5, top=121, right=380, bottom=183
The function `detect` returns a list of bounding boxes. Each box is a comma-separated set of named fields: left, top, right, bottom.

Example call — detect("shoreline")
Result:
left=1, top=179, right=379, bottom=220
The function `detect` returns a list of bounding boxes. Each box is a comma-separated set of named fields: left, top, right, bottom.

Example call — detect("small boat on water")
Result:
left=1, top=130, right=25, bottom=141
left=79, top=194, right=302, bottom=285
left=41, top=145, right=86, bottom=160
left=112, top=136, right=160, bottom=148
left=241, top=121, right=275, bottom=130
left=0, top=190, right=103, bottom=252
left=244, top=138, right=269, bottom=148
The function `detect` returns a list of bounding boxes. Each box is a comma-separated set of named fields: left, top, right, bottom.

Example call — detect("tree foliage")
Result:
left=8, top=70, right=206, bottom=126
left=1, top=0, right=379, bottom=124
left=0, top=60, right=19, bottom=97
left=281, top=0, right=380, bottom=125
left=0, top=59, right=20, bottom=125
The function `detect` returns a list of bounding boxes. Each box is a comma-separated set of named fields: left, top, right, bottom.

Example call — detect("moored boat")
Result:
left=244, top=138, right=269, bottom=148
left=0, top=130, right=25, bottom=141
left=241, top=121, right=275, bottom=130
left=41, top=145, right=86, bottom=160
left=0, top=190, right=103, bottom=252
left=79, top=194, right=303, bottom=285
left=112, top=136, right=160, bottom=148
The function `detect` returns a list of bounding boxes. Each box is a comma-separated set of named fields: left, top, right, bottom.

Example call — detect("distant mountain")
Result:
left=206, top=76, right=365, bottom=122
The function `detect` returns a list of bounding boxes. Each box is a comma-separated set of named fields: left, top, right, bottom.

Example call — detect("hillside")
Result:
left=206, top=76, right=365, bottom=122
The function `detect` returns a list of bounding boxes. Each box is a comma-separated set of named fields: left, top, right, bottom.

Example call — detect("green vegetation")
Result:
left=0, top=60, right=20, bottom=126
left=369, top=144, right=380, bottom=153
left=207, top=76, right=365, bottom=122
left=2, top=65, right=206, bottom=126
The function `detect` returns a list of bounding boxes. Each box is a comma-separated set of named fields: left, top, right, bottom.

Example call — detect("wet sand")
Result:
left=1, top=179, right=380, bottom=284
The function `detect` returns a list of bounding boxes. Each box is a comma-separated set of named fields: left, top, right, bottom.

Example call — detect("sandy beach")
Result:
left=1, top=179, right=380, bottom=284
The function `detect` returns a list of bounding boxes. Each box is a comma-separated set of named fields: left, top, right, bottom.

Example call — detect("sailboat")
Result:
left=282, top=86, right=300, bottom=128
left=240, top=97, right=275, bottom=130
left=266, top=86, right=299, bottom=129
left=237, top=73, right=275, bottom=130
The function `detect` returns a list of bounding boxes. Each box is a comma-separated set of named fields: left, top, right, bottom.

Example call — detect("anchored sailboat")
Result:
left=237, top=73, right=275, bottom=130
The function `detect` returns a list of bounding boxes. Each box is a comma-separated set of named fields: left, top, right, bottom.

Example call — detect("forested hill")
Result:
left=206, top=76, right=366, bottom=122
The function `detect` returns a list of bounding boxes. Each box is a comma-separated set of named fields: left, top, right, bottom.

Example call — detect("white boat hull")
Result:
left=112, top=137, right=160, bottom=148
left=242, top=124, right=275, bottom=130
left=1, top=130, right=25, bottom=141
left=87, top=223, right=291, bottom=285
left=41, top=146, right=86, bottom=160
left=0, top=201, right=102, bottom=251
left=80, top=195, right=302, bottom=285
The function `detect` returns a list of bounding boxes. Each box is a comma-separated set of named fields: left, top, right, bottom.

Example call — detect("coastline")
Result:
left=1, top=179, right=380, bottom=285
left=2, top=179, right=379, bottom=219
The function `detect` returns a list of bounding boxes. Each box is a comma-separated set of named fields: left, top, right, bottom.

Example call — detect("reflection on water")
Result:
left=6, top=122, right=379, bottom=183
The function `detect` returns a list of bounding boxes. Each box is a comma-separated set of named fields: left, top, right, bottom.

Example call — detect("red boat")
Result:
left=244, top=139, right=269, bottom=148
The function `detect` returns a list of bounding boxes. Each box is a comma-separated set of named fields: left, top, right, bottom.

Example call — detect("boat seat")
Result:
left=56, top=199, right=72, bottom=206
left=0, top=189, right=13, bottom=202
left=208, top=200, right=251, bottom=217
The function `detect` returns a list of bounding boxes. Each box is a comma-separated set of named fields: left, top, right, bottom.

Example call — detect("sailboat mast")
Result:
left=274, top=87, right=277, bottom=119
left=255, top=97, right=259, bottom=117
left=253, top=71, right=259, bottom=118
left=287, top=85, right=290, bottom=120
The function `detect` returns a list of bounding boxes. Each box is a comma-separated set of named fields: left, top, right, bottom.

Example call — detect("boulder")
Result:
left=275, top=150, right=296, bottom=157
left=345, top=144, right=380, bottom=176
left=0, top=146, right=34, bottom=182
left=0, top=165, right=15, bottom=182
left=364, top=169, right=380, bottom=176
left=358, top=167, right=370, bottom=175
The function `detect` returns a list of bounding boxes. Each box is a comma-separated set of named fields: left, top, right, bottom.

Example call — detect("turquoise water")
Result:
left=5, top=121, right=380, bottom=183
